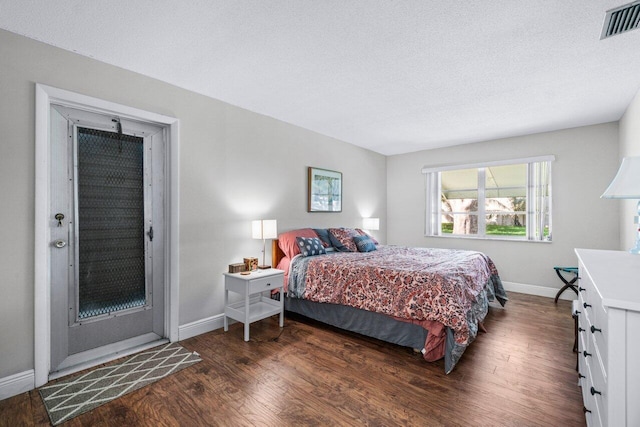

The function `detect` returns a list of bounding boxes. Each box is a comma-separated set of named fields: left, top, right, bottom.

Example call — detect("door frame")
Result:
left=34, top=84, right=180, bottom=388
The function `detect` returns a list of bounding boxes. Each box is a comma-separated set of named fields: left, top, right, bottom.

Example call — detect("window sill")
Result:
left=425, top=234, right=552, bottom=243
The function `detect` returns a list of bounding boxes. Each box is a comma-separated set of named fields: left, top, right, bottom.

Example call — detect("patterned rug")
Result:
left=39, top=342, right=201, bottom=425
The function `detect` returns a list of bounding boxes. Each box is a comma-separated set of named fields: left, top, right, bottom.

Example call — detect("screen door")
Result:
left=50, top=105, right=166, bottom=374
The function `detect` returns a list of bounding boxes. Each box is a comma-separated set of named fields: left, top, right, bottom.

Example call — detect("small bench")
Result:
left=553, top=266, right=579, bottom=303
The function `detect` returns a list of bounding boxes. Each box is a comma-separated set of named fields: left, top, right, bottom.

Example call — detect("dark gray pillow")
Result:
left=313, top=228, right=333, bottom=248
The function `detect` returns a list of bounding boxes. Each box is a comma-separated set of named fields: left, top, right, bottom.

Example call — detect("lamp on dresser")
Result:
left=252, top=219, right=277, bottom=269
left=601, top=156, right=640, bottom=254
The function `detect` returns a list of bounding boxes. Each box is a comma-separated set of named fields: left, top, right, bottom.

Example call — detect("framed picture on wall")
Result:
left=308, top=167, right=342, bottom=212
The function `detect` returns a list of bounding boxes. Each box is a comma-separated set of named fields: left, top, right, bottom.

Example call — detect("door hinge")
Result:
left=148, top=226, right=154, bottom=241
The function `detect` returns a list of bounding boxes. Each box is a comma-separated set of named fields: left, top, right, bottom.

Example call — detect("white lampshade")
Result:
left=601, top=156, right=640, bottom=199
left=252, top=219, right=278, bottom=240
left=252, top=219, right=278, bottom=269
left=601, top=156, right=640, bottom=254
left=362, top=217, right=380, bottom=231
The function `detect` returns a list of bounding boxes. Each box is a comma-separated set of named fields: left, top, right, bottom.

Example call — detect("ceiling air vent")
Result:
left=601, top=1, right=640, bottom=39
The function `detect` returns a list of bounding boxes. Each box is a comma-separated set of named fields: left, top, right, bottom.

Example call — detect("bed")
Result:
left=272, top=227, right=508, bottom=374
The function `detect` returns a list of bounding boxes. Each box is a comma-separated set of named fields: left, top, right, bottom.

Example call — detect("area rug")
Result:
left=39, top=342, right=201, bottom=425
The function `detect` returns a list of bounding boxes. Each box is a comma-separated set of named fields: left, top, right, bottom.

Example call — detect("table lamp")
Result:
left=252, top=219, right=278, bottom=268
left=362, top=217, right=380, bottom=231
left=601, top=156, right=640, bottom=254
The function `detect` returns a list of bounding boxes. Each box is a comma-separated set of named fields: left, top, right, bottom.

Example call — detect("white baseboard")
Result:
left=502, top=281, right=575, bottom=301
left=178, top=313, right=225, bottom=341
left=0, top=370, right=34, bottom=401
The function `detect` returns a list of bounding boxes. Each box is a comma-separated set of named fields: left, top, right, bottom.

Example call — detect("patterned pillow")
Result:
left=353, top=235, right=377, bottom=252
left=295, top=237, right=327, bottom=257
left=328, top=228, right=360, bottom=252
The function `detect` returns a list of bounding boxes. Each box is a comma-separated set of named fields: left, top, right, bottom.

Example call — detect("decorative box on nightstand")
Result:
left=223, top=268, right=285, bottom=341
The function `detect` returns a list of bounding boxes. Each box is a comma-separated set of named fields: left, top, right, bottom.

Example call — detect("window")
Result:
left=423, top=156, right=554, bottom=241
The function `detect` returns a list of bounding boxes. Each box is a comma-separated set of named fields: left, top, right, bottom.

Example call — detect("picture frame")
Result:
left=308, top=167, right=342, bottom=212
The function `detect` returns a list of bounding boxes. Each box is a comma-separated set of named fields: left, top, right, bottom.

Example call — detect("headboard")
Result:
left=272, top=239, right=285, bottom=268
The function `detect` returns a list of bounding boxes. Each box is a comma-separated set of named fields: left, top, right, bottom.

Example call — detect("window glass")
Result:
left=423, top=157, right=553, bottom=241
left=440, top=169, right=478, bottom=235
left=484, top=164, right=526, bottom=237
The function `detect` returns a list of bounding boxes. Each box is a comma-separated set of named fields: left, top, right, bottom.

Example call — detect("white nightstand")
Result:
left=223, top=269, right=285, bottom=341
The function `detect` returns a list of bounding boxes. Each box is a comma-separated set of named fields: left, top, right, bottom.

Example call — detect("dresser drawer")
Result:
left=579, top=346, right=603, bottom=427
left=577, top=267, right=595, bottom=297
left=589, top=347, right=607, bottom=427
left=588, top=300, right=608, bottom=378
left=578, top=272, right=608, bottom=376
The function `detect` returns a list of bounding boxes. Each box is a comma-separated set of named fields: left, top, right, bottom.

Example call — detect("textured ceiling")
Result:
left=2, top=1, right=640, bottom=155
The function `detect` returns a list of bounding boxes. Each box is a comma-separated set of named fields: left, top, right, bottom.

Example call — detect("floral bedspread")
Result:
left=287, top=245, right=507, bottom=373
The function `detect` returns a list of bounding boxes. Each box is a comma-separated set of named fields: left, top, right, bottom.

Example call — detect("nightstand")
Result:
left=223, top=269, right=285, bottom=341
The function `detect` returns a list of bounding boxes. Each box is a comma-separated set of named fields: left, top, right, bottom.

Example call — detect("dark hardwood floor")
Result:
left=1, top=292, right=585, bottom=426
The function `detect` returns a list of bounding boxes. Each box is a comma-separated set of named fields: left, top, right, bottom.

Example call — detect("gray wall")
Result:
left=619, top=89, right=640, bottom=251
left=0, top=29, right=386, bottom=380
left=1, top=25, right=637, bottom=389
left=386, top=123, right=621, bottom=290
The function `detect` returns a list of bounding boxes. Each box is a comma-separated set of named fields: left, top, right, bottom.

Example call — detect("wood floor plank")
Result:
left=0, top=292, right=586, bottom=426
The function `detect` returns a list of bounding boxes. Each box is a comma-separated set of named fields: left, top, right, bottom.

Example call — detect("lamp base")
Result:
left=258, top=265, right=271, bottom=270
left=632, top=208, right=640, bottom=254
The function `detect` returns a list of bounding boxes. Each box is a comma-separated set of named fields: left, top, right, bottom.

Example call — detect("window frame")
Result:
left=422, top=155, right=554, bottom=242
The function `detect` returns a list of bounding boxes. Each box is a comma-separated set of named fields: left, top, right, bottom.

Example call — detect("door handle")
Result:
left=53, top=239, right=67, bottom=248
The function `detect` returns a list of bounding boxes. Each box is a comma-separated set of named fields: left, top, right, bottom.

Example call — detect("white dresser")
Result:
left=575, top=249, right=640, bottom=427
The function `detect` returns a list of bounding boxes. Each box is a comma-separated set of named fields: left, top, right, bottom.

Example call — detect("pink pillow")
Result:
left=328, top=228, right=360, bottom=252
left=278, top=228, right=319, bottom=259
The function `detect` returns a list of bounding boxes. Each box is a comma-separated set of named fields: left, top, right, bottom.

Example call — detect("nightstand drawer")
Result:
left=248, top=275, right=279, bottom=294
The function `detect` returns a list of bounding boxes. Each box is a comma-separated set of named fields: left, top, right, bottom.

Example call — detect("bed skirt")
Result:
left=284, top=296, right=429, bottom=352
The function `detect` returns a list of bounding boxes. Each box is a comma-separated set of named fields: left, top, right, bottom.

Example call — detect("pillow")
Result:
left=355, top=228, right=379, bottom=245
left=295, top=237, right=327, bottom=257
left=328, top=228, right=360, bottom=252
left=312, top=228, right=332, bottom=247
left=353, top=235, right=377, bottom=252
left=278, top=228, right=319, bottom=259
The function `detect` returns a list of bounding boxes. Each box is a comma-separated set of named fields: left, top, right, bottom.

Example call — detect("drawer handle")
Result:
left=590, top=325, right=602, bottom=333
left=578, top=286, right=586, bottom=292
left=578, top=327, right=585, bottom=332
left=590, top=387, right=601, bottom=396
left=583, top=350, right=592, bottom=358
left=583, top=406, right=591, bottom=414
left=266, top=283, right=271, bottom=287
left=578, top=373, right=586, bottom=379
left=583, top=302, right=592, bottom=308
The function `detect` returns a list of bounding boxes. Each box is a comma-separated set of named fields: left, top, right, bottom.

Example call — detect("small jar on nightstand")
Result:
left=223, top=268, right=285, bottom=341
